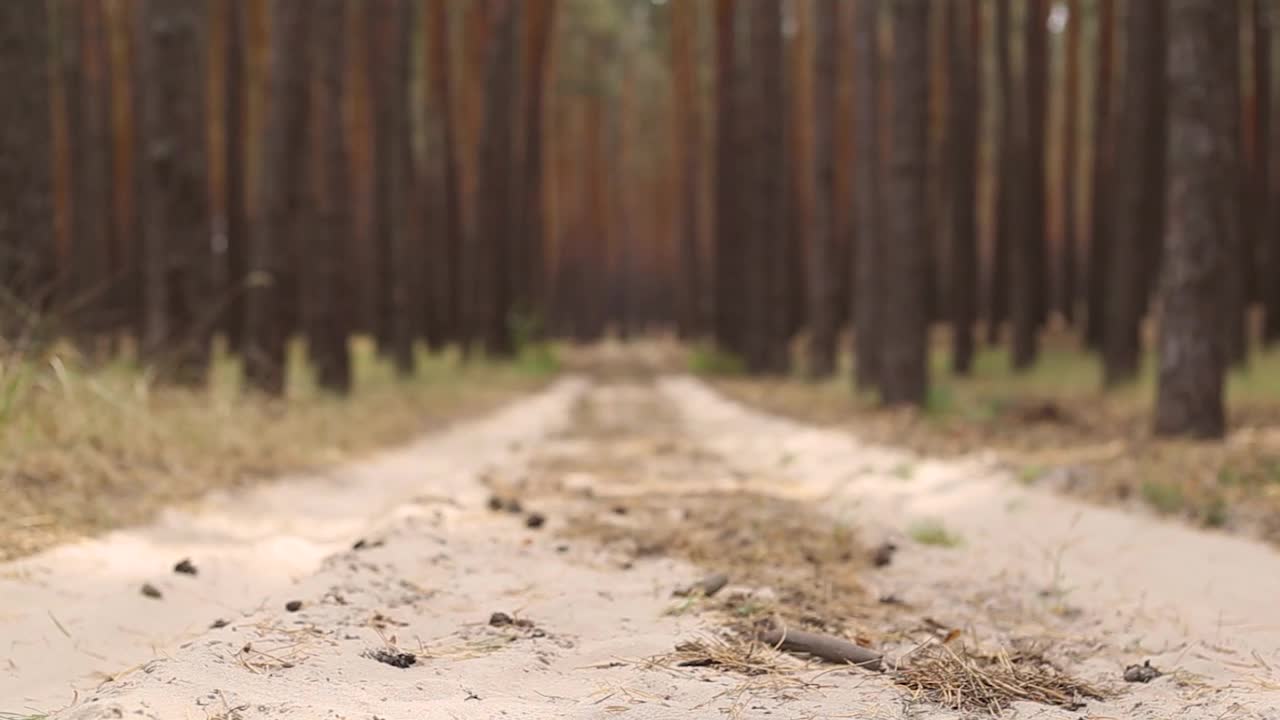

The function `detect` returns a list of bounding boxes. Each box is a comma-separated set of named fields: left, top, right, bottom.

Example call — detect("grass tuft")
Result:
left=908, top=519, right=963, bottom=548
left=0, top=337, right=547, bottom=561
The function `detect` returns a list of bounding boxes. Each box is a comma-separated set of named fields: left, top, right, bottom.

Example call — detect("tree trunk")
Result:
left=949, top=0, right=979, bottom=376
left=999, top=0, right=1038, bottom=369
left=853, top=0, right=882, bottom=390
left=138, top=0, right=209, bottom=380
left=747, top=0, right=789, bottom=374
left=713, top=0, right=748, bottom=359
left=1263, top=0, right=1280, bottom=343
left=1155, top=0, right=1234, bottom=439
left=1222, top=0, right=1249, bottom=366
left=519, top=0, right=556, bottom=326
left=1105, top=0, right=1166, bottom=386
left=369, top=0, right=415, bottom=374
left=1060, top=0, right=1082, bottom=326
left=307, top=0, right=352, bottom=393
left=75, top=2, right=117, bottom=337
left=0, top=0, right=53, bottom=340
left=672, top=0, right=702, bottom=340
left=425, top=0, right=464, bottom=350
left=989, top=0, right=1013, bottom=347
left=475, top=0, right=519, bottom=357
left=1086, top=0, right=1117, bottom=349
left=1025, top=0, right=1050, bottom=331
left=222, top=0, right=248, bottom=354
left=881, top=0, right=930, bottom=407
left=807, top=0, right=839, bottom=378
left=242, top=0, right=305, bottom=394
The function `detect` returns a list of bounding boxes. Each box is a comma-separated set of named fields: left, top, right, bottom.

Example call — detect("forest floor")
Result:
left=5, top=343, right=1280, bottom=719
left=0, top=342, right=550, bottom=561
left=714, top=335, right=1280, bottom=549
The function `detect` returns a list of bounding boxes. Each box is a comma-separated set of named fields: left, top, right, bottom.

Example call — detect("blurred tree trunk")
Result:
left=881, top=0, right=930, bottom=406
left=1060, top=0, right=1082, bottom=325
left=518, top=0, right=556, bottom=326
left=425, top=0, right=463, bottom=349
left=475, top=0, right=520, bottom=356
left=0, top=0, right=53, bottom=339
left=221, top=0, right=247, bottom=353
left=104, top=0, right=143, bottom=345
left=1086, top=0, right=1117, bottom=350
left=948, top=0, right=979, bottom=376
left=370, top=0, right=416, bottom=375
left=138, top=0, right=209, bottom=380
left=998, top=0, right=1039, bottom=368
left=1263, top=0, right=1280, bottom=343
left=307, top=0, right=352, bottom=393
left=806, top=0, right=838, bottom=378
left=853, top=0, right=882, bottom=390
left=1105, top=0, right=1166, bottom=386
left=242, top=0, right=306, bottom=394
left=1155, top=0, right=1233, bottom=439
left=73, top=2, right=116, bottom=337
left=1223, top=0, right=1249, bottom=366
left=671, top=0, right=702, bottom=340
left=713, top=0, right=746, bottom=358
left=989, top=0, right=1012, bottom=346
left=747, top=0, right=788, bottom=374
left=1025, top=0, right=1049, bottom=331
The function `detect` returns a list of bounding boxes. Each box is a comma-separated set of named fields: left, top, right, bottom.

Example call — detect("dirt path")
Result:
left=5, top=377, right=1280, bottom=718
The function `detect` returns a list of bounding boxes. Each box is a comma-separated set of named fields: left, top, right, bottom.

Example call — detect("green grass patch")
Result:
left=908, top=519, right=963, bottom=548
left=1141, top=479, right=1186, bottom=515
left=689, top=342, right=746, bottom=376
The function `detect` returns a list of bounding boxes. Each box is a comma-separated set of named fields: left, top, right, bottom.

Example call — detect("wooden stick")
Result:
left=760, top=626, right=882, bottom=671
left=673, top=572, right=730, bottom=598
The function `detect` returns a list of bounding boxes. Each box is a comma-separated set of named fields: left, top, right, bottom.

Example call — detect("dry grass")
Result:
left=710, top=333, right=1280, bottom=545
left=0, top=338, right=551, bottom=561
left=895, top=641, right=1108, bottom=715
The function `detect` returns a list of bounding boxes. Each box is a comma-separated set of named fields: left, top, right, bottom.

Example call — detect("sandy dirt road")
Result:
left=4, top=376, right=1280, bottom=719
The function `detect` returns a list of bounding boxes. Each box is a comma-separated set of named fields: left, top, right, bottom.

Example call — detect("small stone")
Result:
left=210, top=618, right=230, bottom=629
left=366, top=649, right=416, bottom=669
left=1123, top=660, right=1162, bottom=683
left=285, top=600, right=303, bottom=612
left=487, top=495, right=504, bottom=512
left=871, top=542, right=898, bottom=568
left=489, top=611, right=513, bottom=627
left=525, top=513, right=546, bottom=529
left=141, top=583, right=163, bottom=599
left=506, top=499, right=524, bottom=514
left=173, top=558, right=198, bottom=576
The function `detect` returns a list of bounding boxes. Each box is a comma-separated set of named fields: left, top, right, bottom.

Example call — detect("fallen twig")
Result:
left=759, top=625, right=882, bottom=671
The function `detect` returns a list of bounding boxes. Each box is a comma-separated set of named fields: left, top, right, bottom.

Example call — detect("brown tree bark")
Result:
left=714, top=0, right=746, bottom=358
left=1025, top=0, right=1050, bottom=331
left=306, top=0, right=352, bottom=393
left=806, top=0, right=839, bottom=378
left=475, top=0, right=520, bottom=356
left=1060, top=0, right=1082, bottom=326
left=1104, top=0, right=1167, bottom=386
left=75, top=2, right=117, bottom=337
left=747, top=0, right=789, bottom=374
left=221, top=0, right=248, bottom=354
left=948, top=0, right=979, bottom=376
left=369, top=0, right=416, bottom=374
left=671, top=0, right=703, bottom=340
left=425, top=0, right=464, bottom=349
left=1223, top=0, right=1249, bottom=366
left=0, top=0, right=53, bottom=340
left=989, top=0, right=1014, bottom=347
left=1086, top=0, right=1117, bottom=350
left=242, top=0, right=306, bottom=394
left=1155, top=0, right=1234, bottom=439
left=881, top=0, right=930, bottom=406
left=853, top=0, right=882, bottom=390
left=518, top=0, right=556, bottom=325
left=138, top=0, right=209, bottom=379
left=1262, top=0, right=1280, bottom=342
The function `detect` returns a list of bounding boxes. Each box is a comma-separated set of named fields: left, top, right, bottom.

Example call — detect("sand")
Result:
left=3, top=375, right=1279, bottom=719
